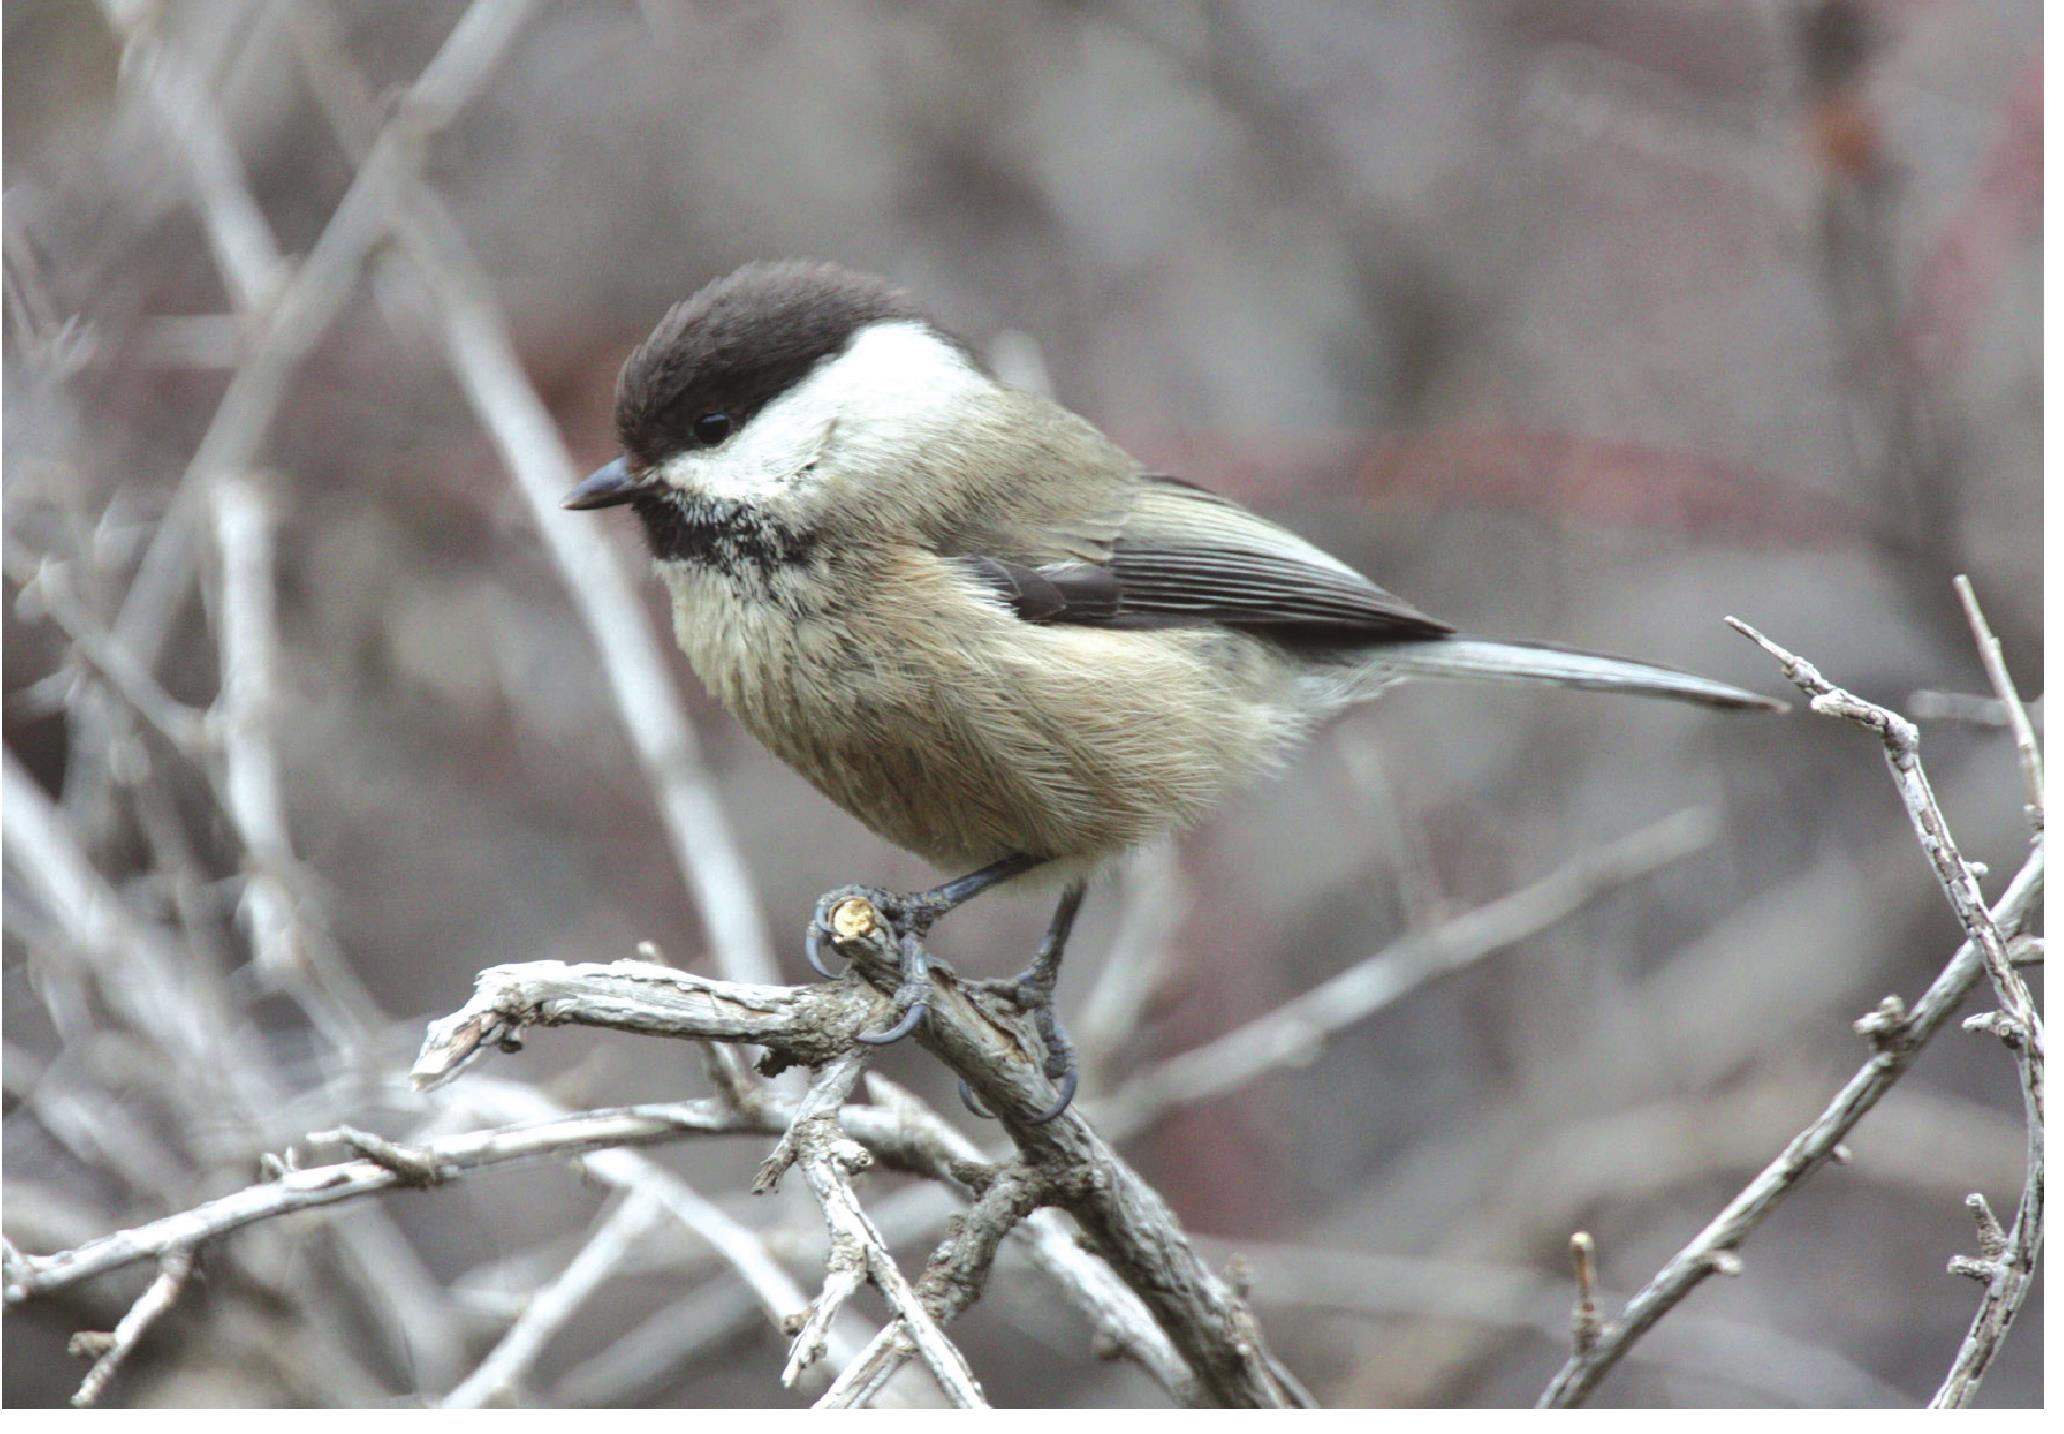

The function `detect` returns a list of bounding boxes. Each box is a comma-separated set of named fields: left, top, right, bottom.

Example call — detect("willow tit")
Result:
left=565, top=260, right=1779, bottom=1122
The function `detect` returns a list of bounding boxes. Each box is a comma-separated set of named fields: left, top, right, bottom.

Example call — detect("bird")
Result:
left=564, top=259, right=1780, bottom=1124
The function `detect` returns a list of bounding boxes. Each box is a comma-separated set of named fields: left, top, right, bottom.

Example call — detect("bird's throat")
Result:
left=632, top=493, right=815, bottom=572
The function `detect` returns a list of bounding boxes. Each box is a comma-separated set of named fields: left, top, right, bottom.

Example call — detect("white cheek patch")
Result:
left=658, top=321, right=986, bottom=506
left=655, top=432, right=815, bottom=506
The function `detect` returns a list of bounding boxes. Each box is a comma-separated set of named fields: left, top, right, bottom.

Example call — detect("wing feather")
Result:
left=955, top=473, right=1449, bottom=644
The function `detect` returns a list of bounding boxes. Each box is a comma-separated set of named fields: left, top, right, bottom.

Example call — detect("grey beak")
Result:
left=563, top=456, right=643, bottom=510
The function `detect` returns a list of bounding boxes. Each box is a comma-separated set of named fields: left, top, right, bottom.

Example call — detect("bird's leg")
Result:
left=960, top=880, right=1087, bottom=1125
left=806, top=853, right=1045, bottom=1041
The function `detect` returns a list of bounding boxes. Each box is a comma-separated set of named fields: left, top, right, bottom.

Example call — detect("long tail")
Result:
left=1374, top=636, right=1785, bottom=712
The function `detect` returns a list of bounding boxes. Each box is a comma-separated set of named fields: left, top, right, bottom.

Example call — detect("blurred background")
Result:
left=2, top=0, right=2042, bottom=1409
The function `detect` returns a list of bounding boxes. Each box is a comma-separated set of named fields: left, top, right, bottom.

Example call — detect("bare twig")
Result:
left=409, top=962, right=882, bottom=1092
left=1567, top=1231, right=1600, bottom=1355
left=450, top=1078, right=867, bottom=1364
left=97, top=0, right=285, bottom=313
left=1731, top=618, right=2046, bottom=1406
left=68, top=1245, right=196, bottom=1407
left=841, top=1075, right=1201, bottom=1405
left=1534, top=843, right=2042, bottom=1405
left=1744, top=606, right=2045, bottom=1409
left=1909, top=689, right=2045, bottom=730
left=761, top=1053, right=984, bottom=1405
left=754, top=1049, right=871, bottom=1198
left=818, top=1157, right=1052, bottom=1408
left=442, top=1191, right=665, bottom=1407
left=1952, top=575, right=2043, bottom=833
left=1073, top=843, right=1184, bottom=1075
left=1930, top=589, right=2044, bottom=1407
left=1534, top=619, right=2047, bottom=1407
left=274, top=5, right=778, bottom=990
left=209, top=474, right=378, bottom=1037
left=1, top=1100, right=742, bottom=1300
left=1, top=754, right=235, bottom=1075
left=7, top=1071, right=1049, bottom=1405
left=1726, top=618, right=2038, bottom=1039
left=1099, top=808, right=1715, bottom=1137
left=106, top=0, right=536, bottom=672
left=501, top=1070, right=1192, bottom=1406
left=403, top=953, right=1303, bottom=1405
left=786, top=932, right=1313, bottom=1407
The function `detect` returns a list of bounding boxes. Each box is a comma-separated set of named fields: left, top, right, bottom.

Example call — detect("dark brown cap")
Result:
left=614, top=261, right=951, bottom=467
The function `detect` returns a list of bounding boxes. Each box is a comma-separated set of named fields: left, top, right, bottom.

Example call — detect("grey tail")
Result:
left=1377, top=636, right=1786, bottom=712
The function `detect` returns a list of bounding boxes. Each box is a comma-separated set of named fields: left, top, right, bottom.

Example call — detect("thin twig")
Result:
left=1534, top=618, right=2047, bottom=1407
left=1535, top=843, right=2042, bottom=1405
left=442, top=1191, right=665, bottom=1407
left=511, top=1070, right=1181, bottom=1406
left=106, top=0, right=535, bottom=673
left=809, top=930, right=1312, bottom=1408
left=1726, top=618, right=2037, bottom=1037
left=68, top=1245, right=196, bottom=1407
left=97, top=0, right=284, bottom=313
left=764, top=1053, right=985, bottom=1405
left=270, top=7, right=779, bottom=990
left=1567, top=1231, right=1600, bottom=1355
left=1738, top=607, right=2044, bottom=1409
left=1908, top=689, right=2044, bottom=730
left=0, top=1101, right=728, bottom=1300
left=210, top=474, right=379, bottom=1038
left=851, top=1073, right=1202, bottom=1403
left=5, top=1087, right=892, bottom=1303
left=448, top=1077, right=854, bottom=1359
left=4, top=543, right=210, bottom=752
left=404, top=954, right=1302, bottom=1405
left=818, top=1158, right=1052, bottom=1408
left=1099, top=808, right=1716, bottom=1138
left=1952, top=575, right=2043, bottom=834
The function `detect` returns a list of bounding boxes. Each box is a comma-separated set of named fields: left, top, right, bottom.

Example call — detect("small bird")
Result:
left=566, top=260, right=1779, bottom=1123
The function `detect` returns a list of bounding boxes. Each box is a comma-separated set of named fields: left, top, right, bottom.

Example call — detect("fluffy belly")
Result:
left=665, top=562, right=1294, bottom=873
left=744, top=640, right=1247, bottom=870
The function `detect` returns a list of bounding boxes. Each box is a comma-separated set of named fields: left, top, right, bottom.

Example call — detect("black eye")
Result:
left=692, top=412, right=734, bottom=446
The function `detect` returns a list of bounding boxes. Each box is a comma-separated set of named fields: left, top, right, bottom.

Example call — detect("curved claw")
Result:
left=804, top=920, right=845, bottom=979
left=1020, top=1066, right=1079, bottom=1126
left=957, top=1079, right=995, bottom=1120
left=856, top=996, right=927, bottom=1046
left=958, top=1069, right=1075, bottom=1124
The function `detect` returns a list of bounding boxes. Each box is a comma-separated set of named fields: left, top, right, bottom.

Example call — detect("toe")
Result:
left=856, top=996, right=927, bottom=1045
left=957, top=1079, right=995, bottom=1120
left=1020, top=1067, right=1079, bottom=1126
left=803, top=920, right=845, bottom=979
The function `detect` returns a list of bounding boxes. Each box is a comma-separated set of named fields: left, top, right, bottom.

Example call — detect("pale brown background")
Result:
left=3, top=0, right=2042, bottom=1407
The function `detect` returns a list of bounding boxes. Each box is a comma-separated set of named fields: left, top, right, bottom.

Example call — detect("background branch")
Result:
left=1536, top=611, right=2044, bottom=1407
left=5, top=0, right=2039, bottom=1407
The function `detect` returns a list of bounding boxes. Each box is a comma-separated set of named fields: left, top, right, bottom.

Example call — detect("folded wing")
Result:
left=957, top=473, right=1450, bottom=645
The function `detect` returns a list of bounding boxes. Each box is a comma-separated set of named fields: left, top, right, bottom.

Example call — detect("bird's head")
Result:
left=564, top=260, right=991, bottom=564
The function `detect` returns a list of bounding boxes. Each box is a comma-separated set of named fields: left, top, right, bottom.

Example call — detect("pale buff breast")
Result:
left=660, top=551, right=1300, bottom=873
